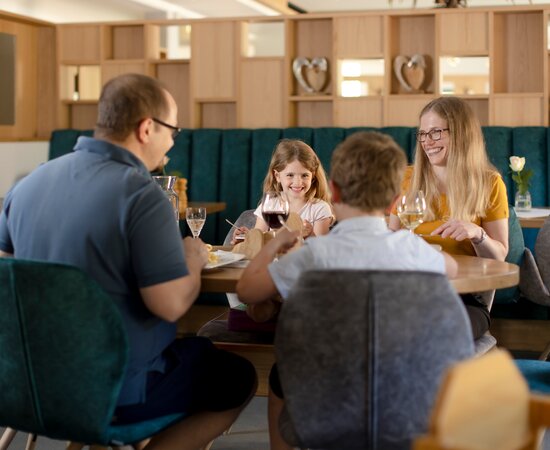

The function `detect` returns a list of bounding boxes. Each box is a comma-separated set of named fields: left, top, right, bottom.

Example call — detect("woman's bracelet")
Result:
left=471, top=227, right=487, bottom=245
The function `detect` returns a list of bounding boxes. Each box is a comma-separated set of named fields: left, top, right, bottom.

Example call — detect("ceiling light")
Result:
left=128, top=0, right=204, bottom=18
left=235, top=0, right=280, bottom=16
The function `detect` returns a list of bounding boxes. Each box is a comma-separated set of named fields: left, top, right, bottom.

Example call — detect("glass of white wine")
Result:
left=397, top=190, right=426, bottom=233
left=185, top=207, right=206, bottom=239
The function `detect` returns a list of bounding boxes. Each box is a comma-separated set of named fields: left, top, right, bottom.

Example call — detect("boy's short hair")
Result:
left=330, top=131, right=407, bottom=211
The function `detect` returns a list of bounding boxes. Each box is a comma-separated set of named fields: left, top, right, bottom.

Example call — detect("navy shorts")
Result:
left=113, top=336, right=257, bottom=424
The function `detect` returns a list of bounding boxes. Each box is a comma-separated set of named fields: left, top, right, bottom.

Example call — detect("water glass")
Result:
left=186, top=207, right=207, bottom=239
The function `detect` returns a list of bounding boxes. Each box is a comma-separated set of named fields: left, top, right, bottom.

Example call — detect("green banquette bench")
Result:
left=49, top=126, right=549, bottom=312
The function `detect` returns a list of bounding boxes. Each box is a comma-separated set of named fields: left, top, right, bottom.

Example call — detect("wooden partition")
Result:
left=54, top=5, right=550, bottom=130
left=0, top=11, right=56, bottom=140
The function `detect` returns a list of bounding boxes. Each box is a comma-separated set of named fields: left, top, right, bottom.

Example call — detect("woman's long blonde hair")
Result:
left=262, top=139, right=331, bottom=203
left=410, top=97, right=498, bottom=222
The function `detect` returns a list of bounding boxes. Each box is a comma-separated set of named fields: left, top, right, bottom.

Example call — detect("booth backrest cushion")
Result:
left=49, top=127, right=550, bottom=246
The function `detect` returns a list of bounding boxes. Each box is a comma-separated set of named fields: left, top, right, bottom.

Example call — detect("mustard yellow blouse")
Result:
left=394, top=167, right=509, bottom=256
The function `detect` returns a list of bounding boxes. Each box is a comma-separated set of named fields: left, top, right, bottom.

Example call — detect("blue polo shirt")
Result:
left=0, top=136, right=189, bottom=405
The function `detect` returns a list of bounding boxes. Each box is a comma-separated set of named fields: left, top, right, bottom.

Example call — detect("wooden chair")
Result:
left=414, top=349, right=550, bottom=450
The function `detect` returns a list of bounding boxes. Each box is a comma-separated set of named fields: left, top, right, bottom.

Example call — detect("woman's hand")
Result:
left=230, top=226, right=249, bottom=245
left=431, top=219, right=482, bottom=242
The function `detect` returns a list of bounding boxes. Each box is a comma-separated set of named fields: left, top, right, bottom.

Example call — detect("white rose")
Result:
left=509, top=156, right=525, bottom=172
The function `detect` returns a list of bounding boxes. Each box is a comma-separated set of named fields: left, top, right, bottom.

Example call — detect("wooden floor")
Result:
left=491, top=318, right=550, bottom=354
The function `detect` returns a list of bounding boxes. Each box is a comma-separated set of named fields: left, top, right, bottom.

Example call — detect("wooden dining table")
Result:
left=516, top=207, right=550, bottom=229
left=187, top=201, right=226, bottom=214
left=201, top=254, right=519, bottom=295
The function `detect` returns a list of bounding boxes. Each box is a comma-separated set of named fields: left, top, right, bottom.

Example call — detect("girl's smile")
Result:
left=275, top=160, right=313, bottom=202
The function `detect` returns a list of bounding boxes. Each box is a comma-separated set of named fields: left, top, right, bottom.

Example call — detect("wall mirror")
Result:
left=159, top=25, right=191, bottom=59
left=439, top=56, right=490, bottom=95
left=338, top=59, right=385, bottom=97
left=0, top=32, right=15, bottom=125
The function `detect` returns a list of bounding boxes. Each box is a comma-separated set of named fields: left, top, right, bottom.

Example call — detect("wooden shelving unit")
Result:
left=56, top=5, right=550, bottom=129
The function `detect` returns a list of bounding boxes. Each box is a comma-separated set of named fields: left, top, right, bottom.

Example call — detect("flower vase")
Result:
left=514, top=190, right=532, bottom=211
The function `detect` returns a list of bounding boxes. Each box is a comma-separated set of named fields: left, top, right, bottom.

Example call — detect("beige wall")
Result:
left=0, top=141, right=49, bottom=197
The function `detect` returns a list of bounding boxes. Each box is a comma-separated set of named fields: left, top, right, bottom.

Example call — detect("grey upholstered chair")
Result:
left=519, top=215, right=550, bottom=308
left=223, top=209, right=256, bottom=246
left=275, top=269, right=475, bottom=450
left=475, top=206, right=526, bottom=355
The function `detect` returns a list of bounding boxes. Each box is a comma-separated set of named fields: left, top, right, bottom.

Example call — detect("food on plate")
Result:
left=205, top=244, right=219, bottom=264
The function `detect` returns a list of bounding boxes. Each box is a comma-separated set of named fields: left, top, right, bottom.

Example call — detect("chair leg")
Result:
left=66, top=443, right=84, bottom=450
left=539, top=340, right=550, bottom=361
left=24, top=434, right=37, bottom=450
left=0, top=428, right=18, bottom=450
left=202, top=440, right=215, bottom=450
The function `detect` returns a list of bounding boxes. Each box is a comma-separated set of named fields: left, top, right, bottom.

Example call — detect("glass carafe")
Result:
left=153, top=175, right=179, bottom=221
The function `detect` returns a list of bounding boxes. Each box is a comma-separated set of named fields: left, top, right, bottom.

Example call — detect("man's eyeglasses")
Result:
left=152, top=117, right=181, bottom=140
left=415, top=128, right=449, bottom=143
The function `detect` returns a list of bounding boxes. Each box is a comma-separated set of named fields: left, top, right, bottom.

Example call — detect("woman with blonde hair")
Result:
left=389, top=96, right=509, bottom=338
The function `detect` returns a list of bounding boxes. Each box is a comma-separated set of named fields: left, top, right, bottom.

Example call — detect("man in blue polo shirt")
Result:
left=0, top=73, right=256, bottom=449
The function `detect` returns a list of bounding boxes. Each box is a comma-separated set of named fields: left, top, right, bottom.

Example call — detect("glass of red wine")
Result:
left=261, top=191, right=290, bottom=235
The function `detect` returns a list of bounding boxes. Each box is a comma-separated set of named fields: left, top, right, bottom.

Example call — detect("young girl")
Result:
left=234, top=139, right=332, bottom=241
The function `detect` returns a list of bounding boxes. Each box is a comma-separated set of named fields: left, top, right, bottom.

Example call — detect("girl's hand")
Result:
left=302, top=220, right=313, bottom=238
left=230, top=226, right=249, bottom=245
left=431, top=220, right=482, bottom=242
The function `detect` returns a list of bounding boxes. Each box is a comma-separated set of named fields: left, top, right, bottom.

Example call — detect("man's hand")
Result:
left=183, top=237, right=208, bottom=272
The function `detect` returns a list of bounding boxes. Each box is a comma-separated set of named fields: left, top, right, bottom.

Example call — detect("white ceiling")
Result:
left=2, top=0, right=549, bottom=23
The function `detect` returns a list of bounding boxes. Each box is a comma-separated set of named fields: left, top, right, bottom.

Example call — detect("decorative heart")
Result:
left=393, top=54, right=426, bottom=93
left=292, top=57, right=329, bottom=94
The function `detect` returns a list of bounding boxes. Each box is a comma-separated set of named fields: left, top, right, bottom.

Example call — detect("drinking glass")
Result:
left=397, top=190, right=426, bottom=233
left=260, top=191, right=290, bottom=235
left=186, top=207, right=207, bottom=239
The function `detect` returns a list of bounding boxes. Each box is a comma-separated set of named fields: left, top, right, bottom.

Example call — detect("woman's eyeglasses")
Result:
left=152, top=117, right=181, bottom=140
left=416, top=128, right=449, bottom=143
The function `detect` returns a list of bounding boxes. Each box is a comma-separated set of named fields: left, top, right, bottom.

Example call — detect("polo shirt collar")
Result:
left=331, top=215, right=389, bottom=235
left=74, top=136, right=150, bottom=177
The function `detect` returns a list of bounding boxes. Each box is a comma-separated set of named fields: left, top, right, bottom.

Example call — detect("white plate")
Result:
left=205, top=250, right=246, bottom=270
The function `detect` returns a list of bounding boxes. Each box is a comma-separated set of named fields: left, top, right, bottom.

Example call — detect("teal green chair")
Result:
left=0, top=259, right=186, bottom=448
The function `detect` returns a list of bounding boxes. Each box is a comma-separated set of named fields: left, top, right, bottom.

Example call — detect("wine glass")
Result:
left=186, top=207, right=207, bottom=239
left=261, top=191, right=290, bottom=235
left=397, top=190, right=426, bottom=233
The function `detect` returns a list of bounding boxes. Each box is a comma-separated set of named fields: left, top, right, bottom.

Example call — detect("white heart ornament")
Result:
left=393, top=54, right=426, bottom=92
left=292, top=57, right=329, bottom=94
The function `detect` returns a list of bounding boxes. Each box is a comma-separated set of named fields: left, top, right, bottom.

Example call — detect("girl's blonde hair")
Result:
left=262, top=139, right=330, bottom=203
left=410, top=96, right=498, bottom=222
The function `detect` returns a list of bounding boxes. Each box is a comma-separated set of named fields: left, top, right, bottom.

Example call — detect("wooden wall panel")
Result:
left=334, top=16, right=383, bottom=58
left=240, top=58, right=284, bottom=127
left=192, top=22, right=236, bottom=99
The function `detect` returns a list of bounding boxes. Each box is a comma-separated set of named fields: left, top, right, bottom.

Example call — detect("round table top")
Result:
left=201, top=254, right=519, bottom=295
